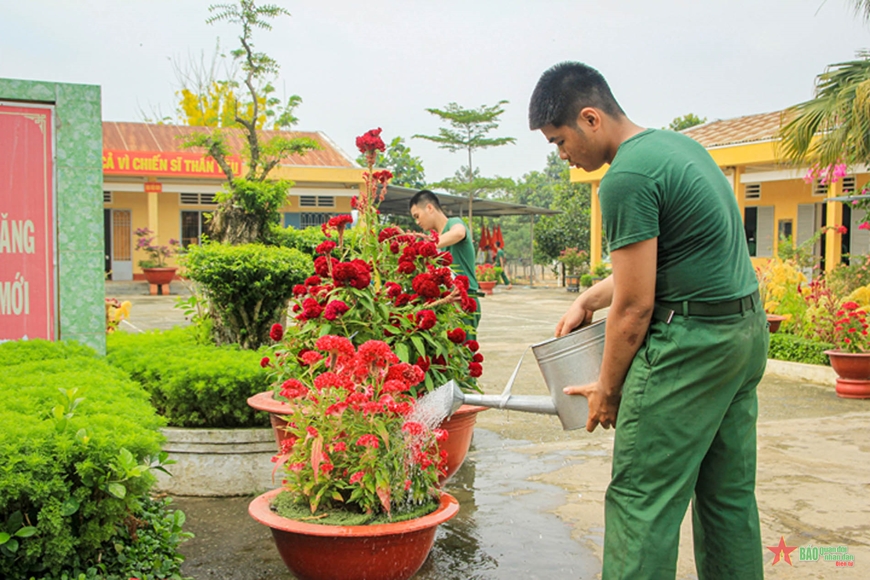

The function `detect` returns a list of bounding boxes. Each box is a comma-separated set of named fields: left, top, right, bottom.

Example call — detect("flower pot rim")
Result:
left=765, top=314, right=787, bottom=321
left=249, top=488, right=459, bottom=537
left=824, top=349, right=870, bottom=357
left=247, top=390, right=292, bottom=414
left=451, top=404, right=489, bottom=416
left=141, top=266, right=178, bottom=271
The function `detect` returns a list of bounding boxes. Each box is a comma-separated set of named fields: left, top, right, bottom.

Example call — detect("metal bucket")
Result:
left=530, top=319, right=606, bottom=430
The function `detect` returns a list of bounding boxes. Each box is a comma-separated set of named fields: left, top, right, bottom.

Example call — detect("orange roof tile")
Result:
left=681, top=109, right=794, bottom=148
left=102, top=122, right=356, bottom=168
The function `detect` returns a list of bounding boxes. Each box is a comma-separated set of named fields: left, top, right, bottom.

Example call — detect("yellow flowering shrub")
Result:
left=755, top=258, right=807, bottom=329
left=845, top=284, right=870, bottom=310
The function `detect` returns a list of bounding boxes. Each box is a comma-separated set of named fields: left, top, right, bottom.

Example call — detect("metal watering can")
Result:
left=426, top=319, right=606, bottom=431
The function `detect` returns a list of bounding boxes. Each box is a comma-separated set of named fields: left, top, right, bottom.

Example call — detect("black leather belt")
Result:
left=652, top=290, right=759, bottom=323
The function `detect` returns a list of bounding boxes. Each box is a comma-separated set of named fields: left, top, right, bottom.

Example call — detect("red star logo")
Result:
left=767, top=536, right=797, bottom=566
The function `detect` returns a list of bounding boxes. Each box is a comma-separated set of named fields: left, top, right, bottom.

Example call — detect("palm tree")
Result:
left=778, top=1, right=870, bottom=179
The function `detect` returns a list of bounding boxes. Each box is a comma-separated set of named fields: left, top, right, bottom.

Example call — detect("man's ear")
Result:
left=577, top=107, right=601, bottom=130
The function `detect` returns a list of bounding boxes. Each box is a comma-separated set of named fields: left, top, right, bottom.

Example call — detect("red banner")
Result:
left=102, top=149, right=242, bottom=178
left=0, top=104, right=56, bottom=341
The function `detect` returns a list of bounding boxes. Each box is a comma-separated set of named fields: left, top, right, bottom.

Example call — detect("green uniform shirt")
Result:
left=599, top=129, right=757, bottom=302
left=442, top=217, right=478, bottom=292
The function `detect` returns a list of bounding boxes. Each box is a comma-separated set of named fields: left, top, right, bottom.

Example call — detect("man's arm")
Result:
left=436, top=222, right=467, bottom=249
left=563, top=237, right=657, bottom=431
left=555, top=274, right=614, bottom=336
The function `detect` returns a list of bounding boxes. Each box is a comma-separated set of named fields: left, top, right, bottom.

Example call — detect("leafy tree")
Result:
left=181, top=1, right=320, bottom=245
left=666, top=113, right=706, bottom=131
left=355, top=136, right=426, bottom=189
left=530, top=153, right=592, bottom=265
left=414, top=101, right=516, bottom=223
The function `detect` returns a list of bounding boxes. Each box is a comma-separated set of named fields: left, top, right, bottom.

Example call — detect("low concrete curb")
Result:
left=764, top=358, right=836, bottom=386
left=154, top=428, right=277, bottom=497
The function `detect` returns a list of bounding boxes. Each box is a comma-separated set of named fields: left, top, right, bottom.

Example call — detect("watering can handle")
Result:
left=498, top=345, right=533, bottom=409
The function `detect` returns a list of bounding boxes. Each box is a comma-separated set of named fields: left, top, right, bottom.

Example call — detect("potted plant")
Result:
left=557, top=247, right=588, bottom=292
left=135, top=227, right=180, bottom=292
left=248, top=336, right=459, bottom=580
left=475, top=263, right=501, bottom=295
left=249, top=128, right=487, bottom=484
left=825, top=300, right=870, bottom=398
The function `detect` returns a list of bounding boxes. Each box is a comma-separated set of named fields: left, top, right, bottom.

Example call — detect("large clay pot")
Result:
left=141, top=266, right=177, bottom=286
left=478, top=280, right=496, bottom=295
left=249, top=488, right=459, bottom=580
left=825, top=350, right=870, bottom=399
left=766, top=314, right=786, bottom=333
left=248, top=392, right=487, bottom=483
left=437, top=404, right=487, bottom=485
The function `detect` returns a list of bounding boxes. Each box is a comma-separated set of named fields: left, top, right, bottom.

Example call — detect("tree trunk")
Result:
left=210, top=204, right=261, bottom=245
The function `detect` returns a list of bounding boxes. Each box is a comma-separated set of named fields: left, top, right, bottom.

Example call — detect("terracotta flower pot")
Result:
left=248, top=392, right=486, bottom=483
left=249, top=488, right=459, bottom=580
left=478, top=280, right=496, bottom=295
left=766, top=314, right=786, bottom=333
left=141, top=266, right=177, bottom=286
left=825, top=350, right=870, bottom=398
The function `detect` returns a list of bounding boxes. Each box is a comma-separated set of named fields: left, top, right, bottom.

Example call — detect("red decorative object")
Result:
left=249, top=488, right=459, bottom=580
left=825, top=350, right=870, bottom=398
left=478, top=280, right=496, bottom=295
left=437, top=405, right=487, bottom=485
left=141, top=267, right=177, bottom=295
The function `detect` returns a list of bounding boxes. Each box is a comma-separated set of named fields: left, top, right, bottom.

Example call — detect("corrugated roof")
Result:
left=681, top=109, right=794, bottom=148
left=102, top=122, right=356, bottom=167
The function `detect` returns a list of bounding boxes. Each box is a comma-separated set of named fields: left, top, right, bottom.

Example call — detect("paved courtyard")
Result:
left=108, top=281, right=870, bottom=579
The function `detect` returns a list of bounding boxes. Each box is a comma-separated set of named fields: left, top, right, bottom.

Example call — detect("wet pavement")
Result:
left=107, top=281, right=870, bottom=580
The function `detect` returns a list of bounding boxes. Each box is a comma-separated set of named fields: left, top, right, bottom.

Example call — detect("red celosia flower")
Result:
left=397, top=260, right=416, bottom=275
left=415, top=356, right=431, bottom=372
left=307, top=426, right=320, bottom=438
left=316, top=240, right=337, bottom=254
left=270, top=323, right=284, bottom=342
left=260, top=356, right=270, bottom=368
left=402, top=421, right=425, bottom=436
left=355, top=128, right=386, bottom=154
left=379, top=227, right=401, bottom=243
left=389, top=241, right=400, bottom=254
left=843, top=301, right=860, bottom=311
left=417, top=241, right=438, bottom=257
left=416, top=309, right=437, bottom=330
left=305, top=275, right=322, bottom=286
left=315, top=335, right=355, bottom=358
left=373, top=169, right=393, bottom=184
left=468, top=362, right=483, bottom=378
left=447, top=328, right=467, bottom=344
left=324, top=300, right=350, bottom=321
left=453, top=275, right=469, bottom=291
left=461, top=295, right=478, bottom=313
left=281, top=378, right=308, bottom=399
left=465, top=340, right=480, bottom=352
left=383, top=282, right=402, bottom=298
left=439, top=252, right=453, bottom=267
left=434, top=428, right=448, bottom=442
left=349, top=471, right=365, bottom=484
left=300, top=351, right=324, bottom=366
left=298, top=297, right=323, bottom=320
left=293, top=284, right=308, bottom=297
left=394, top=293, right=412, bottom=307
left=385, top=362, right=425, bottom=387
left=382, top=379, right=408, bottom=393
left=327, top=214, right=354, bottom=230
left=472, top=352, right=484, bottom=363
left=432, top=354, right=447, bottom=367
left=356, top=434, right=380, bottom=448
left=320, top=463, right=334, bottom=474
left=412, top=273, right=441, bottom=299
left=314, top=255, right=337, bottom=277
left=357, top=340, right=399, bottom=367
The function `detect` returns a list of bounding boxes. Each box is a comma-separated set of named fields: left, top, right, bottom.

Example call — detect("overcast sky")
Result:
left=2, top=1, right=869, bottom=183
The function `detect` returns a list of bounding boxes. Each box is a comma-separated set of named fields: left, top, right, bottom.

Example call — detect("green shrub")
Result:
left=182, top=242, right=313, bottom=349
left=265, top=223, right=327, bottom=255
left=107, top=327, right=271, bottom=428
left=0, top=340, right=186, bottom=580
left=767, top=332, right=833, bottom=366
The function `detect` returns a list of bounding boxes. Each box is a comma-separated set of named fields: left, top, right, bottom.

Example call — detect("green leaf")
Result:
left=395, top=342, right=410, bottom=363
left=4, top=538, right=18, bottom=553
left=61, top=497, right=80, bottom=516
left=410, top=335, right=426, bottom=357
left=107, top=482, right=127, bottom=499
left=15, top=526, right=37, bottom=538
left=0, top=532, right=10, bottom=545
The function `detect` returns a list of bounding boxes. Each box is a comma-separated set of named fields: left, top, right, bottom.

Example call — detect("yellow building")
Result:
left=102, top=122, right=364, bottom=280
left=571, top=110, right=870, bottom=275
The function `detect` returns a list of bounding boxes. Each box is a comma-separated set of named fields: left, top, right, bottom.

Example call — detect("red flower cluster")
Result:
left=270, top=323, right=284, bottom=342
left=355, top=127, right=386, bottom=154
left=833, top=300, right=870, bottom=353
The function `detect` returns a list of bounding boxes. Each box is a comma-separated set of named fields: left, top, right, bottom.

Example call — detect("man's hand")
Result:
left=563, top=381, right=621, bottom=432
left=555, top=300, right=595, bottom=337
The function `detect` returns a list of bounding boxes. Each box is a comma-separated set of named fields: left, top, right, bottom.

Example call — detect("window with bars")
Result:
left=180, top=210, right=212, bottom=248
left=180, top=193, right=218, bottom=205
left=299, top=195, right=335, bottom=208
left=842, top=175, right=856, bottom=195
left=300, top=212, right=335, bottom=229
left=744, top=183, right=761, bottom=199
left=813, top=180, right=828, bottom=197
left=103, top=191, right=112, bottom=203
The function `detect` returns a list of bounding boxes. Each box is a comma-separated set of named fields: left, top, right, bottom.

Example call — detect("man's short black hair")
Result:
left=409, top=189, right=444, bottom=213
left=528, top=62, right=625, bottom=130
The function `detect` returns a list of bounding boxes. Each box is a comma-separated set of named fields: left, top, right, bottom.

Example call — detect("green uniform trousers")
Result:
left=602, top=303, right=768, bottom=580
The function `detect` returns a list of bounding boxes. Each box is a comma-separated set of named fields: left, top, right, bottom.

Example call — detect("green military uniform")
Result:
left=598, top=129, right=767, bottom=579
left=495, top=248, right=511, bottom=285
left=442, top=217, right=481, bottom=334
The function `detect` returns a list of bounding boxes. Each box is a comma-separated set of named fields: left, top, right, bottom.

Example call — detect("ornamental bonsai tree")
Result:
left=557, top=247, right=588, bottom=276
left=134, top=227, right=180, bottom=268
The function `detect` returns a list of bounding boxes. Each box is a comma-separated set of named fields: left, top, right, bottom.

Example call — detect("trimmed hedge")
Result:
left=107, top=326, right=272, bottom=428
left=767, top=332, right=833, bottom=366
left=0, top=340, right=188, bottom=580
